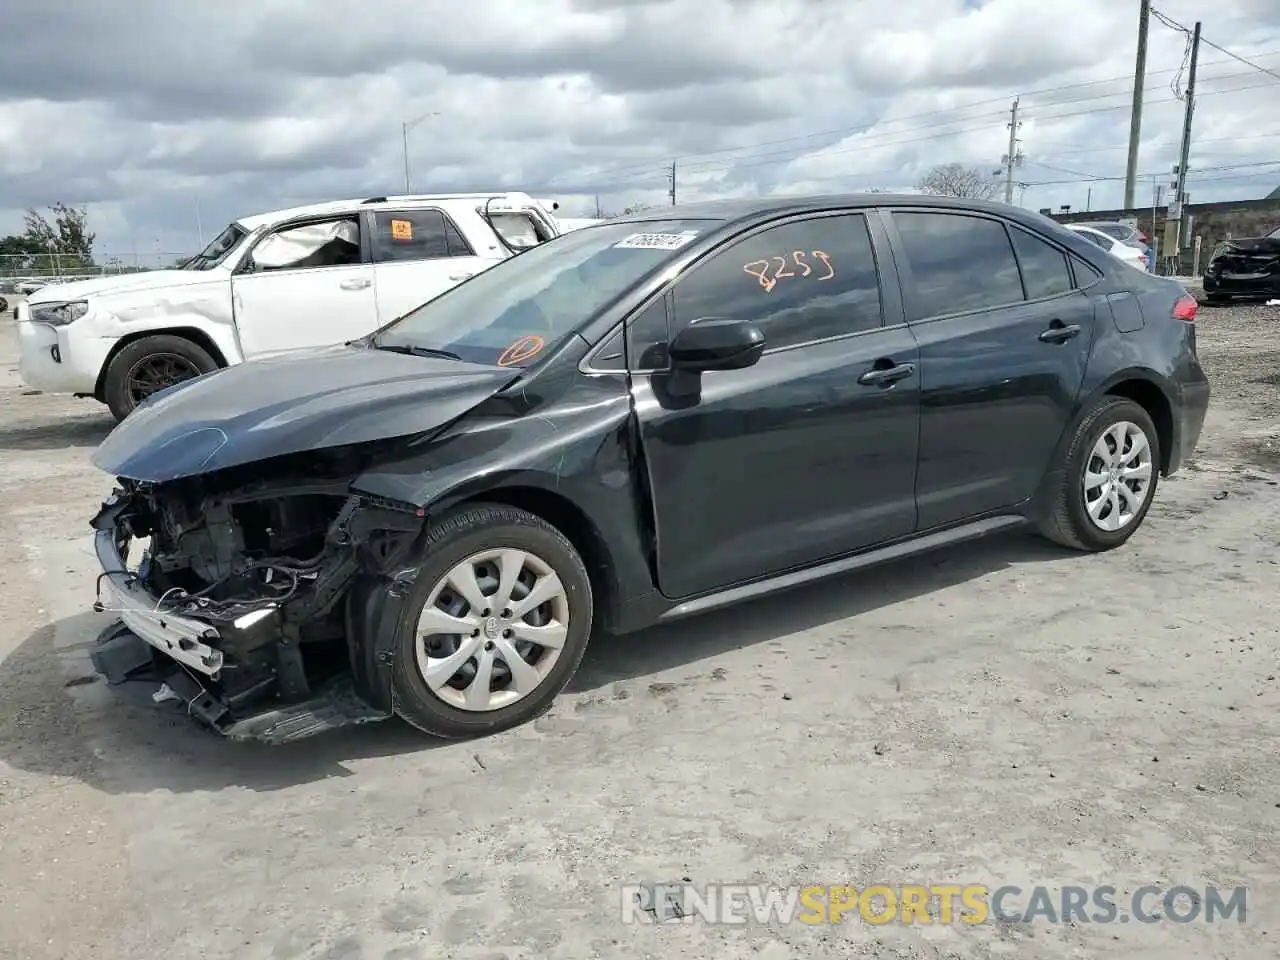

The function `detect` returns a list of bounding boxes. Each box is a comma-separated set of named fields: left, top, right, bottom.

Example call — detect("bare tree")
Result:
left=915, top=164, right=999, bottom=200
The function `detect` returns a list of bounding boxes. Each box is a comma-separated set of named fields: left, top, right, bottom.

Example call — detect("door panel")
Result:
left=369, top=208, right=496, bottom=322
left=232, top=264, right=378, bottom=358
left=908, top=294, right=1093, bottom=526
left=635, top=329, right=921, bottom=599
left=631, top=211, right=921, bottom=600
left=888, top=210, right=1095, bottom=528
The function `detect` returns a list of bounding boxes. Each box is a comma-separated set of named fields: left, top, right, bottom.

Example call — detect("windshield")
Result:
left=1268, top=225, right=1280, bottom=239
left=373, top=219, right=718, bottom=367
left=181, top=223, right=247, bottom=270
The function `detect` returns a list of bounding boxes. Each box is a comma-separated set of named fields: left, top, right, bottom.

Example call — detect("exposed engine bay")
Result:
left=90, top=447, right=426, bottom=742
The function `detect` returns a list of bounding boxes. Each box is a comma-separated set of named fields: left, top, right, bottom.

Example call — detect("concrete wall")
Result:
left=1045, top=197, right=1280, bottom=276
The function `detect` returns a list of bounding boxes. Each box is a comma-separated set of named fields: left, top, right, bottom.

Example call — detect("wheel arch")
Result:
left=424, top=476, right=625, bottom=632
left=93, top=327, right=231, bottom=401
left=1081, top=369, right=1176, bottom=474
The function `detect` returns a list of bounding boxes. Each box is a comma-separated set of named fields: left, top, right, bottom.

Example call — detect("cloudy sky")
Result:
left=3, top=0, right=1280, bottom=264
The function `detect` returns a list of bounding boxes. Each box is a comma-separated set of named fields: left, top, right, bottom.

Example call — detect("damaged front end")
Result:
left=1203, top=234, right=1280, bottom=300
left=89, top=448, right=425, bottom=743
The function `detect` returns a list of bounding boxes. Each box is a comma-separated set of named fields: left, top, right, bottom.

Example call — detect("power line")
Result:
left=1152, top=6, right=1280, bottom=84
left=563, top=78, right=1280, bottom=191
left=540, top=49, right=1280, bottom=188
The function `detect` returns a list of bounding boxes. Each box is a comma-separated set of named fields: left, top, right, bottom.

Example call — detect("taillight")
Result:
left=1173, top=294, right=1198, bottom=321
left=1138, top=232, right=1148, bottom=242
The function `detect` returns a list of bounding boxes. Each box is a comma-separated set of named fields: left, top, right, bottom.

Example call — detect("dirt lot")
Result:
left=1, top=301, right=1278, bottom=960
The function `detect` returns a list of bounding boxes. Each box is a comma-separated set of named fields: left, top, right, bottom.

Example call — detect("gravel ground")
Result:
left=0, top=300, right=1277, bottom=960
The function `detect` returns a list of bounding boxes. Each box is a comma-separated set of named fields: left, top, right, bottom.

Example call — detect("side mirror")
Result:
left=668, top=317, right=765, bottom=372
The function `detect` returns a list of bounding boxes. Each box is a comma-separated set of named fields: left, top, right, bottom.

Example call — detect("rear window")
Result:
left=892, top=211, right=1025, bottom=320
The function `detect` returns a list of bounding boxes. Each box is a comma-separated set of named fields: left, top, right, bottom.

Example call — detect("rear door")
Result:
left=368, top=208, right=490, bottom=322
left=885, top=209, right=1095, bottom=528
left=630, top=210, right=922, bottom=599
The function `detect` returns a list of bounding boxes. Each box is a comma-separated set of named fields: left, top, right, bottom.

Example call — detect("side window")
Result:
left=670, top=213, right=882, bottom=351
left=248, top=218, right=361, bottom=272
left=892, top=212, right=1024, bottom=320
left=1071, top=255, right=1103, bottom=287
left=626, top=296, right=671, bottom=371
left=372, top=210, right=471, bottom=262
left=1009, top=227, right=1072, bottom=300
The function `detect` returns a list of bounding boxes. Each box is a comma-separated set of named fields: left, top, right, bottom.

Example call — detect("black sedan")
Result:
left=1202, top=225, right=1280, bottom=302
left=86, top=194, right=1210, bottom=742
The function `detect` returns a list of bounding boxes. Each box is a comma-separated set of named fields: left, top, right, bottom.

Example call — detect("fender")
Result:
left=348, top=375, right=663, bottom=705
left=90, top=281, right=244, bottom=367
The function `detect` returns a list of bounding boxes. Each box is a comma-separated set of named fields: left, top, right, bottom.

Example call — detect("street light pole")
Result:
left=400, top=111, right=441, bottom=194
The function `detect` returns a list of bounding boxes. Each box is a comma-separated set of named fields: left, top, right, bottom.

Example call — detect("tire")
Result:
left=1034, top=397, right=1161, bottom=552
left=103, top=334, right=219, bottom=422
left=389, top=502, right=593, bottom=739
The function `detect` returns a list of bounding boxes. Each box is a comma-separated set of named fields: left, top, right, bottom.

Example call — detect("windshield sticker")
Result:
left=497, top=334, right=546, bottom=367
left=743, top=250, right=834, bottom=293
left=613, top=231, right=699, bottom=251
left=390, top=219, right=414, bottom=241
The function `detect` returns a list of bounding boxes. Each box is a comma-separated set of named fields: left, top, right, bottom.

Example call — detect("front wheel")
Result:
left=103, top=334, right=219, bottom=421
left=1035, top=397, right=1160, bottom=551
left=389, top=503, right=593, bottom=739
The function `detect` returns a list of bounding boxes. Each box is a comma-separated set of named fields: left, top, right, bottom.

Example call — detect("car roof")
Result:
left=234, top=192, right=554, bottom=232
left=610, top=193, right=1066, bottom=230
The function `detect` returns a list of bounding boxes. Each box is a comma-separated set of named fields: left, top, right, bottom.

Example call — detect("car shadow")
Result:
left=0, top=412, right=114, bottom=451
left=569, top=529, right=1068, bottom=692
left=0, top=529, right=1071, bottom=794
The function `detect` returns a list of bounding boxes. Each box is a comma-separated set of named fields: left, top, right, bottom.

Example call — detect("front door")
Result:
left=368, top=208, right=495, bottom=323
left=231, top=215, right=379, bottom=358
left=631, top=211, right=922, bottom=600
left=887, top=209, right=1096, bottom=528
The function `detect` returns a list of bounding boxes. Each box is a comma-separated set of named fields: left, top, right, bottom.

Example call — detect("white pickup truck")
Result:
left=16, top=192, right=564, bottom=420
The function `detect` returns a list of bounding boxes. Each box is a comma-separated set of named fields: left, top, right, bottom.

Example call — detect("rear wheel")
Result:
left=103, top=335, right=218, bottom=421
left=390, top=503, right=593, bottom=739
left=1035, top=397, right=1160, bottom=551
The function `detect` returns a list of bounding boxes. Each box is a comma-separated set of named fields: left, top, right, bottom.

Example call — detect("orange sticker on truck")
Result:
left=390, top=219, right=413, bottom=241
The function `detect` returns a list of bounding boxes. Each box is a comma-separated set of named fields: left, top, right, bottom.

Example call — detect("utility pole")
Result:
left=402, top=123, right=411, bottom=193
left=400, top=111, right=441, bottom=194
left=668, top=161, right=677, bottom=206
left=1124, top=0, right=1151, bottom=209
left=1168, top=20, right=1201, bottom=271
left=1002, top=99, right=1022, bottom=205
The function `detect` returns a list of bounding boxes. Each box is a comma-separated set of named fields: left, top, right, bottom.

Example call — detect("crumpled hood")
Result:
left=1211, top=237, right=1280, bottom=258
left=26, top=269, right=221, bottom=305
left=91, top=345, right=518, bottom=482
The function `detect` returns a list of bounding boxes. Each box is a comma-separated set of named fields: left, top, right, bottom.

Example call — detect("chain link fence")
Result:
left=0, top=252, right=193, bottom=285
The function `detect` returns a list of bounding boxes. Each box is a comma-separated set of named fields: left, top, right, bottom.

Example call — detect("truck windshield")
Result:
left=372, top=219, right=718, bottom=368
left=181, top=223, right=247, bottom=271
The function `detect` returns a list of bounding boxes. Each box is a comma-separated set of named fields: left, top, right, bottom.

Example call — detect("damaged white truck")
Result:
left=16, top=192, right=564, bottom=420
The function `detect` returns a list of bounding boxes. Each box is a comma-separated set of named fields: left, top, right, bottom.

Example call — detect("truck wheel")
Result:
left=103, top=335, right=219, bottom=421
left=389, top=503, right=593, bottom=739
left=1034, top=397, right=1160, bottom=552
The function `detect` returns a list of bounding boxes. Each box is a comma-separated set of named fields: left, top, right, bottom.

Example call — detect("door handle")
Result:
left=339, top=278, right=371, bottom=291
left=857, top=361, right=916, bottom=387
left=448, top=272, right=475, bottom=281
left=1038, top=320, right=1081, bottom=343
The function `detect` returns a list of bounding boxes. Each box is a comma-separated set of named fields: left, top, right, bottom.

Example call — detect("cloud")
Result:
left=1, top=0, right=1279, bottom=263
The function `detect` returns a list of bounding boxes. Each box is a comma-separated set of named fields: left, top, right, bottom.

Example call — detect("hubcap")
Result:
left=125, top=353, right=202, bottom=405
left=414, top=548, right=570, bottom=712
left=1082, top=420, right=1154, bottom=532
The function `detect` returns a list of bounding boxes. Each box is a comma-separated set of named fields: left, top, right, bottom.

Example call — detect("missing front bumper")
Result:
left=94, top=527, right=226, bottom=675
left=89, top=623, right=391, bottom=743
